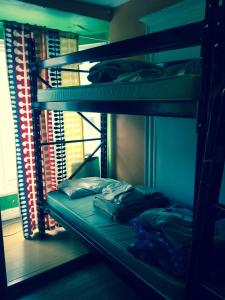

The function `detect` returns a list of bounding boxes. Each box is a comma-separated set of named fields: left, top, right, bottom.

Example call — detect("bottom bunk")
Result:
left=46, top=188, right=185, bottom=300
left=45, top=176, right=225, bottom=300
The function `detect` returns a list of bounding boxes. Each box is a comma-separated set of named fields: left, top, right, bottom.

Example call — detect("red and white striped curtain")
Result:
left=4, top=21, right=84, bottom=239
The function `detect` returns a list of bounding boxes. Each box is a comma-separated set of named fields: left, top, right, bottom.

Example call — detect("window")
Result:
left=79, top=43, right=105, bottom=158
left=0, top=40, right=17, bottom=196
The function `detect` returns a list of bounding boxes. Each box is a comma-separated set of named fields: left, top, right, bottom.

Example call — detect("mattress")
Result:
left=38, top=75, right=200, bottom=102
left=47, top=190, right=185, bottom=300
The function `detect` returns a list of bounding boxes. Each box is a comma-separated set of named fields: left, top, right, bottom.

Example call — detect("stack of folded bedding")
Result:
left=58, top=176, right=169, bottom=222
left=93, top=182, right=169, bottom=221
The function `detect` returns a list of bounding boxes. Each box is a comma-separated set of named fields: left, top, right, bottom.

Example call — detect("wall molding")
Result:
left=144, top=117, right=156, bottom=188
left=140, top=0, right=205, bottom=33
left=1, top=207, right=20, bottom=221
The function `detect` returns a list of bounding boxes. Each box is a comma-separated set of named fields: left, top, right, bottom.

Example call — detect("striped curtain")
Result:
left=4, top=22, right=84, bottom=239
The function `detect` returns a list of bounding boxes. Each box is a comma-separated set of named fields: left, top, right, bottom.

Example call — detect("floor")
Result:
left=3, top=218, right=145, bottom=300
left=3, top=218, right=88, bottom=285
left=18, top=260, right=143, bottom=300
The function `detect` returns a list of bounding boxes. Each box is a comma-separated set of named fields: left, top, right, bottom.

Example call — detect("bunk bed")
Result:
left=31, top=1, right=225, bottom=299
left=34, top=21, right=201, bottom=117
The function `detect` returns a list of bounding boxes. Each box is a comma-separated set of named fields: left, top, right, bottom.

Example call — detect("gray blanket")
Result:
left=93, top=186, right=169, bottom=222
left=88, top=59, right=163, bottom=83
left=138, top=204, right=225, bottom=250
left=88, top=58, right=202, bottom=84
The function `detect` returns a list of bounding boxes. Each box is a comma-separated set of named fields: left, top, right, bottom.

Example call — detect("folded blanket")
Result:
left=138, top=205, right=193, bottom=250
left=88, top=59, right=163, bottom=83
left=58, top=177, right=118, bottom=199
left=93, top=186, right=169, bottom=221
left=94, top=190, right=147, bottom=221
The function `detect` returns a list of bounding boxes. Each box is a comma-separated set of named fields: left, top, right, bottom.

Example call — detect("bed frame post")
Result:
left=30, top=38, right=46, bottom=238
left=100, top=113, right=108, bottom=178
left=0, top=212, right=7, bottom=298
left=32, top=109, right=46, bottom=238
left=185, top=1, right=225, bottom=298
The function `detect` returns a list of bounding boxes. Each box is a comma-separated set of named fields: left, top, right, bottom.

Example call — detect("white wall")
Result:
left=143, top=0, right=205, bottom=205
left=0, top=40, right=17, bottom=196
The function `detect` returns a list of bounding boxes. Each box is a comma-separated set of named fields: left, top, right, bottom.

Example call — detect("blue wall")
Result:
left=153, top=117, right=197, bottom=206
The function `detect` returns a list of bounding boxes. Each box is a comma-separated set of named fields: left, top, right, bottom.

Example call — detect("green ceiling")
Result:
left=0, top=0, right=109, bottom=43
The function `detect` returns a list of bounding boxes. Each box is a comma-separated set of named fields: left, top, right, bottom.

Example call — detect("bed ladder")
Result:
left=185, top=0, right=225, bottom=299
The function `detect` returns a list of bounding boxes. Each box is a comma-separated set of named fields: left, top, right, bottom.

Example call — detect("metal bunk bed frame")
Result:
left=27, top=1, right=225, bottom=298
left=0, top=212, right=7, bottom=299
left=33, top=21, right=202, bottom=117
left=31, top=21, right=202, bottom=238
left=186, top=1, right=225, bottom=299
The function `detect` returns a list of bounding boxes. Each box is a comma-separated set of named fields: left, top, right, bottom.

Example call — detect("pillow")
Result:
left=58, top=177, right=118, bottom=199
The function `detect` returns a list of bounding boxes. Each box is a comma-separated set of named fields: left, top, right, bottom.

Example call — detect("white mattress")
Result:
left=38, top=75, right=200, bottom=102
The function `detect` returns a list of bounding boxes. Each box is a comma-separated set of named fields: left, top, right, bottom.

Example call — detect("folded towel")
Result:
left=102, top=181, right=133, bottom=201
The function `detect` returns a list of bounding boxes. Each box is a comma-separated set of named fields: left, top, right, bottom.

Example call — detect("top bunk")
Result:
left=33, top=22, right=203, bottom=118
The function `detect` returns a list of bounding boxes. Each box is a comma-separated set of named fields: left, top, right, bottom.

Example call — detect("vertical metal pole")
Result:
left=29, top=38, right=45, bottom=238
left=0, top=212, right=7, bottom=298
left=185, top=1, right=225, bottom=298
left=193, top=0, right=215, bottom=214
left=100, top=113, right=108, bottom=178
left=33, top=109, right=46, bottom=238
